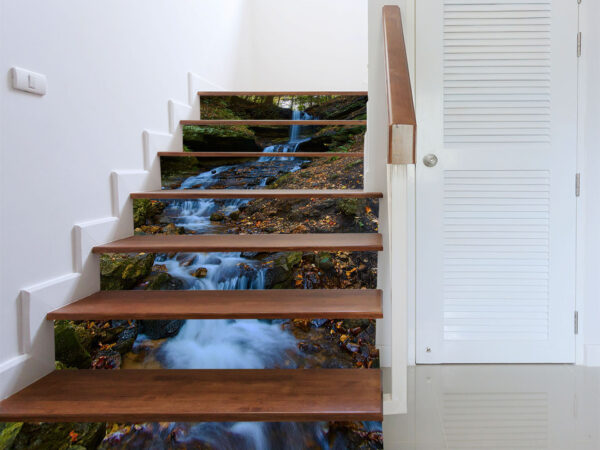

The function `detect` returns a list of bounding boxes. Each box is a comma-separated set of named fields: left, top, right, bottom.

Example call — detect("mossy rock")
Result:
left=266, top=172, right=292, bottom=189
left=265, top=252, right=304, bottom=288
left=133, top=199, right=166, bottom=228
left=100, top=253, right=156, bottom=290
left=8, top=422, right=105, bottom=450
left=209, top=212, right=225, bottom=221
left=0, top=423, right=23, bottom=449
left=54, top=320, right=92, bottom=369
left=286, top=252, right=303, bottom=268
left=145, top=271, right=182, bottom=290
left=318, top=252, right=334, bottom=271
left=337, top=198, right=366, bottom=217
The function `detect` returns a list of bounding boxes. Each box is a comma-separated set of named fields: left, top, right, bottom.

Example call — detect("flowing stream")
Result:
left=127, top=114, right=346, bottom=449
left=150, top=119, right=315, bottom=368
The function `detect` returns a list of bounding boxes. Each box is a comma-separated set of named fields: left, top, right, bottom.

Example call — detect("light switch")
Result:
left=11, top=67, right=47, bottom=95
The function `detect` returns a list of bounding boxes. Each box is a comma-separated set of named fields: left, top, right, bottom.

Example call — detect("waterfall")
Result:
left=178, top=164, right=232, bottom=189
left=289, top=109, right=310, bottom=143
left=259, top=110, right=312, bottom=162
left=154, top=252, right=266, bottom=290
left=165, top=198, right=248, bottom=233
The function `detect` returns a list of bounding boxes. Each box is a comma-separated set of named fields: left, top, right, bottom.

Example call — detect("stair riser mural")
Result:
left=199, top=94, right=367, bottom=121
left=42, top=247, right=381, bottom=448
left=1, top=420, right=383, bottom=449
left=134, top=198, right=379, bottom=235
left=164, top=125, right=366, bottom=191
left=55, top=318, right=378, bottom=371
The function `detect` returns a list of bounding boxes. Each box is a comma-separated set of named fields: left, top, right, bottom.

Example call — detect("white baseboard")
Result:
left=0, top=354, right=52, bottom=401
left=383, top=393, right=407, bottom=416
left=378, top=344, right=391, bottom=367
left=585, top=345, right=600, bottom=366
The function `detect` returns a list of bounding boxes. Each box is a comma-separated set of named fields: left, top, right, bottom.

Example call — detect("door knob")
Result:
left=423, top=154, right=438, bottom=167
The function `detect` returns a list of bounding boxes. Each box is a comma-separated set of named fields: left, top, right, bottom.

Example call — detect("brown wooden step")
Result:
left=47, top=289, right=383, bottom=320
left=0, top=369, right=382, bottom=422
left=181, top=120, right=366, bottom=126
left=198, top=91, right=368, bottom=96
left=92, top=233, right=383, bottom=254
left=158, top=151, right=363, bottom=158
left=131, top=189, right=382, bottom=200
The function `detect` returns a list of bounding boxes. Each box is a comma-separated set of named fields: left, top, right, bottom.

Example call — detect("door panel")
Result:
left=416, top=0, right=577, bottom=363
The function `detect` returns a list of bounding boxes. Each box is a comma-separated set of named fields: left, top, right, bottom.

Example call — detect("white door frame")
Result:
left=405, top=0, right=584, bottom=366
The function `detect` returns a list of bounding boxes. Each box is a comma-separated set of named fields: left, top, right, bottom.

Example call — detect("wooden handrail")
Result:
left=382, top=5, right=416, bottom=165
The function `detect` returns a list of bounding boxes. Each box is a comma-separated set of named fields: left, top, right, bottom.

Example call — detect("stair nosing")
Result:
left=92, top=233, right=383, bottom=254
left=181, top=119, right=366, bottom=126
left=46, top=289, right=383, bottom=320
left=0, top=369, right=382, bottom=423
left=197, top=91, right=368, bottom=97
left=131, top=189, right=383, bottom=199
left=157, top=151, right=364, bottom=158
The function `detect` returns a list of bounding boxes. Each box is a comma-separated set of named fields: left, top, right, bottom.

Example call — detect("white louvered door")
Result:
left=415, top=0, right=578, bottom=363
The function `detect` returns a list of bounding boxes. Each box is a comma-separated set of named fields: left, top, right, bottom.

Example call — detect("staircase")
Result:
left=0, top=93, right=385, bottom=448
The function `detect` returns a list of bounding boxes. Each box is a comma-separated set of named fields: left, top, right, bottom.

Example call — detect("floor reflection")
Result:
left=383, top=365, right=600, bottom=450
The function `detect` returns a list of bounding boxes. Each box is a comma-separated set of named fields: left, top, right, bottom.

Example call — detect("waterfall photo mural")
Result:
left=0, top=95, right=383, bottom=449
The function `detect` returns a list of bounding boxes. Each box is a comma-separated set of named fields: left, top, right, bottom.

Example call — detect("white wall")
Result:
left=236, top=0, right=368, bottom=91
left=0, top=0, right=250, bottom=365
left=580, top=0, right=600, bottom=364
left=0, top=0, right=370, bottom=397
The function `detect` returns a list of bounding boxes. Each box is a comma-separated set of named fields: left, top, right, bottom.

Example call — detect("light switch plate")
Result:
left=11, top=67, right=47, bottom=96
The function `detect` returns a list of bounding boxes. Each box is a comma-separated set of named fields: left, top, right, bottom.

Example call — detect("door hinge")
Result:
left=574, top=311, right=579, bottom=335
left=577, top=32, right=582, bottom=57
left=576, top=173, right=581, bottom=197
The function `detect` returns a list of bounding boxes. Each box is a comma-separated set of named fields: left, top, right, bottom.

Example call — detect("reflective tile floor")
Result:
left=383, top=365, right=600, bottom=450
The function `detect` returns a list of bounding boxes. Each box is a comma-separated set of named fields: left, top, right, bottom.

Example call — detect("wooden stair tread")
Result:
left=0, top=369, right=382, bottom=422
left=181, top=120, right=366, bottom=126
left=131, top=189, right=383, bottom=199
left=198, top=91, right=367, bottom=96
left=92, top=233, right=383, bottom=253
left=47, top=289, right=383, bottom=320
left=158, top=151, right=363, bottom=158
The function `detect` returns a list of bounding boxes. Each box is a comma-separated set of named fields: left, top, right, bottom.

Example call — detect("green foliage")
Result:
left=199, top=97, right=242, bottom=120
left=183, top=124, right=254, bottom=140
left=159, top=155, right=200, bottom=181
left=238, top=95, right=336, bottom=111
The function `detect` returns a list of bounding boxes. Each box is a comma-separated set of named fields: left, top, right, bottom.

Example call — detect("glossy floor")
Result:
left=383, top=365, right=600, bottom=450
